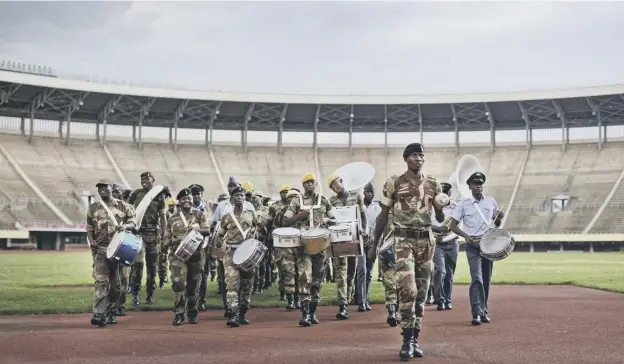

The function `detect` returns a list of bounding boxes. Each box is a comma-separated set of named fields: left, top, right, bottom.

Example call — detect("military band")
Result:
left=85, top=143, right=510, bottom=362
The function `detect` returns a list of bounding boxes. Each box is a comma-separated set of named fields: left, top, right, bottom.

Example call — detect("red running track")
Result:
left=1, top=285, right=623, bottom=364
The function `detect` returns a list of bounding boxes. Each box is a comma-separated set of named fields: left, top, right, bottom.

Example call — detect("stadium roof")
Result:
left=1, top=69, right=624, bottom=134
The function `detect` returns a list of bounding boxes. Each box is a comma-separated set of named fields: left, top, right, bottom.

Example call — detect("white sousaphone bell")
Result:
left=332, top=161, right=376, bottom=192
left=452, top=154, right=486, bottom=199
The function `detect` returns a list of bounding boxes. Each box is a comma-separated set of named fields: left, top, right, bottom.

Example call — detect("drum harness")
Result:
left=225, top=210, right=259, bottom=252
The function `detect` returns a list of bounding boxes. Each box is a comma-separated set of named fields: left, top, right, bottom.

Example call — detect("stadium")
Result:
left=0, top=64, right=623, bottom=364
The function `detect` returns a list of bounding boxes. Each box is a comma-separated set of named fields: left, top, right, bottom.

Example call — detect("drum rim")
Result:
left=329, top=225, right=351, bottom=231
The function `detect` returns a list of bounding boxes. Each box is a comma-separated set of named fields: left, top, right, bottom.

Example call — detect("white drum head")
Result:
left=232, top=240, right=256, bottom=265
left=106, top=232, right=123, bottom=259
left=481, top=229, right=512, bottom=254
left=273, top=227, right=301, bottom=237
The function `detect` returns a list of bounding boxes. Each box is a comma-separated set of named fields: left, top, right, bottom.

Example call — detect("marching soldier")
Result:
left=361, top=182, right=382, bottom=312
left=86, top=179, right=136, bottom=327
left=283, top=173, right=337, bottom=327
left=267, top=185, right=291, bottom=302
left=162, top=188, right=211, bottom=326
left=431, top=182, right=459, bottom=311
left=378, top=211, right=399, bottom=327
left=251, top=192, right=269, bottom=294
left=112, top=183, right=132, bottom=317
left=327, top=174, right=368, bottom=320
left=128, top=172, right=167, bottom=306
left=188, top=183, right=213, bottom=312
left=449, top=172, right=504, bottom=326
left=158, top=197, right=177, bottom=288
left=216, top=185, right=259, bottom=327
left=269, top=188, right=302, bottom=309
left=369, top=143, right=446, bottom=360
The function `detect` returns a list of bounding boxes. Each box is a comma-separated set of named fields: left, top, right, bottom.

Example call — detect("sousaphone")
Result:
left=332, top=162, right=376, bottom=192
left=454, top=155, right=485, bottom=199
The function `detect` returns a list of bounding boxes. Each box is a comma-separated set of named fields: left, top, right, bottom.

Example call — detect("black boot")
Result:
left=159, top=273, right=166, bottom=289
left=358, top=302, right=366, bottom=312
left=365, top=302, right=372, bottom=311
left=227, top=307, right=240, bottom=327
left=224, top=309, right=231, bottom=319
left=285, top=293, right=295, bottom=310
left=117, top=306, right=127, bottom=316
left=239, top=307, right=250, bottom=325
left=90, top=313, right=107, bottom=327
left=413, top=329, right=424, bottom=358
left=146, top=295, right=155, bottom=305
left=131, top=292, right=140, bottom=307
left=309, top=302, right=319, bottom=324
left=399, top=328, right=416, bottom=361
left=294, top=294, right=301, bottom=309
left=298, top=301, right=311, bottom=327
left=173, top=313, right=184, bottom=326
left=279, top=291, right=286, bottom=301
left=106, top=312, right=117, bottom=325
left=336, top=304, right=349, bottom=320
left=386, top=304, right=398, bottom=327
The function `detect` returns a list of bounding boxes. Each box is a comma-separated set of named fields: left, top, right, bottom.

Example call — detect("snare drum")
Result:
left=272, top=227, right=302, bottom=248
left=232, top=239, right=268, bottom=272
left=479, top=228, right=515, bottom=261
left=107, top=231, right=143, bottom=266
left=301, top=227, right=330, bottom=255
left=329, top=224, right=352, bottom=243
left=174, top=229, right=204, bottom=262
left=329, top=223, right=360, bottom=257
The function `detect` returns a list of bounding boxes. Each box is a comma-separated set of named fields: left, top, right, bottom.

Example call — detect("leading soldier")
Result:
left=327, top=174, right=367, bottom=320
left=216, top=185, right=259, bottom=327
left=283, top=173, right=337, bottom=327
left=128, top=172, right=167, bottom=306
left=162, top=188, right=211, bottom=326
left=369, top=143, right=446, bottom=360
left=86, top=179, right=136, bottom=327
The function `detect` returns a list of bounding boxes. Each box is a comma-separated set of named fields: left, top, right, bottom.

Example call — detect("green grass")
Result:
left=0, top=251, right=622, bottom=315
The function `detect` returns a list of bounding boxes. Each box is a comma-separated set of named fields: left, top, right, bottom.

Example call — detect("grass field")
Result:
left=0, top=251, right=622, bottom=315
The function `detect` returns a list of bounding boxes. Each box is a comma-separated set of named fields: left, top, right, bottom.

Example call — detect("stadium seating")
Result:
left=0, top=132, right=623, bottom=234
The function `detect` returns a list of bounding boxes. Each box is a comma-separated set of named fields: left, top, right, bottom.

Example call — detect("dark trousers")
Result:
left=465, top=242, right=493, bottom=316
left=356, top=246, right=375, bottom=304
left=198, top=255, right=212, bottom=304
left=433, top=239, right=459, bottom=305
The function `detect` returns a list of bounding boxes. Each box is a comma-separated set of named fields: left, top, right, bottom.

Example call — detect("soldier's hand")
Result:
left=298, top=210, right=310, bottom=218
left=116, top=225, right=125, bottom=232
left=496, top=210, right=505, bottom=219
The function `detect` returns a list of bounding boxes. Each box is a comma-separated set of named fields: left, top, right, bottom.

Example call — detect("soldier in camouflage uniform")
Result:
left=128, top=172, right=167, bottom=306
left=267, top=185, right=292, bottom=302
left=86, top=179, right=136, bottom=327
left=216, top=185, right=259, bottom=327
left=111, top=183, right=132, bottom=317
left=187, top=184, right=213, bottom=312
left=327, top=174, right=368, bottom=320
left=283, top=173, right=337, bottom=327
left=158, top=197, right=177, bottom=288
left=369, top=143, right=446, bottom=360
left=162, top=188, right=211, bottom=326
left=250, top=192, right=269, bottom=294
left=269, top=187, right=302, bottom=310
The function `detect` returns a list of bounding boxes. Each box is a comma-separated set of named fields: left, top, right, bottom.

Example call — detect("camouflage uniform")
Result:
left=381, top=172, right=441, bottom=332
left=329, top=191, right=365, bottom=317
left=163, top=208, right=209, bottom=323
left=218, top=207, right=258, bottom=326
left=86, top=198, right=136, bottom=322
left=158, top=207, right=176, bottom=286
left=112, top=185, right=133, bottom=316
left=284, top=192, right=335, bottom=324
left=269, top=197, right=301, bottom=308
left=253, top=202, right=270, bottom=293
left=128, top=188, right=167, bottom=304
left=379, top=211, right=398, bottom=326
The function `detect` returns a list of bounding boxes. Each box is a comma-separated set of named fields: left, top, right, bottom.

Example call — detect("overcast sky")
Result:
left=0, top=1, right=623, bottom=96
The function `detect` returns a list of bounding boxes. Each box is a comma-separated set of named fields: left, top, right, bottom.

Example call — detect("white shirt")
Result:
left=364, top=201, right=383, bottom=236
left=431, top=204, right=459, bottom=242
left=451, top=195, right=499, bottom=237
left=212, top=199, right=255, bottom=224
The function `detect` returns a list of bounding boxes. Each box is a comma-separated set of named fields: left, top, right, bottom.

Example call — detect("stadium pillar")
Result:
left=242, top=103, right=254, bottom=154
left=518, top=102, right=532, bottom=149
left=597, top=111, right=603, bottom=151
left=206, top=102, right=221, bottom=150
left=451, top=104, right=460, bottom=155
left=138, top=98, right=155, bottom=150
left=278, top=104, right=288, bottom=155
left=348, top=105, right=354, bottom=154
left=485, top=103, right=495, bottom=153
left=383, top=105, right=388, bottom=157
left=313, top=105, right=320, bottom=150
left=58, top=119, right=63, bottom=139
left=19, top=116, right=25, bottom=136
left=65, top=116, right=71, bottom=145
left=102, top=117, right=108, bottom=146
left=28, top=109, right=34, bottom=144
left=168, top=127, right=172, bottom=145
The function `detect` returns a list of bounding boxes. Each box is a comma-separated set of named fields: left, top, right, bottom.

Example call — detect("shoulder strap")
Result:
left=179, top=211, right=189, bottom=227
left=99, top=200, right=119, bottom=227
left=229, top=211, right=250, bottom=239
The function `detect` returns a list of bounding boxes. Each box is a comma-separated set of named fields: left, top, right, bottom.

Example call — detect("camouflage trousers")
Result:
left=333, top=255, right=356, bottom=305
left=91, top=250, right=121, bottom=314
left=379, top=253, right=397, bottom=306
left=158, top=245, right=169, bottom=277
left=170, top=250, right=204, bottom=318
left=298, top=248, right=327, bottom=303
left=130, top=230, right=159, bottom=296
left=274, top=247, right=300, bottom=294
left=224, top=248, right=254, bottom=310
left=395, top=235, right=434, bottom=330
left=118, top=265, right=131, bottom=308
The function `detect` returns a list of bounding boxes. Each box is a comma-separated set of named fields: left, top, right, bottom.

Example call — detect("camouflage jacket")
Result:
left=268, top=199, right=289, bottom=228
left=163, top=208, right=210, bottom=253
left=86, top=198, right=136, bottom=248
left=381, top=171, right=441, bottom=230
left=128, top=188, right=166, bottom=230
left=284, top=193, right=335, bottom=229
left=218, top=207, right=258, bottom=246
